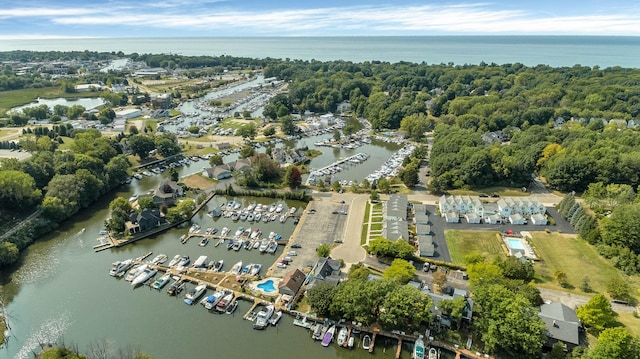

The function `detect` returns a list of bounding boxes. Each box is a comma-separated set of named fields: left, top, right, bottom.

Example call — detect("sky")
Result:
left=1, top=0, right=640, bottom=39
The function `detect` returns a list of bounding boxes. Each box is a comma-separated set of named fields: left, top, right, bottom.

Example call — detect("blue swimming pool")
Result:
left=508, top=238, right=525, bottom=250
left=257, top=280, right=276, bottom=293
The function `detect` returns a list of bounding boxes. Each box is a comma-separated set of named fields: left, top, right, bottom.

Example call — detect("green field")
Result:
left=445, top=230, right=506, bottom=264
left=0, top=87, right=100, bottom=113
left=529, top=232, right=639, bottom=296
left=448, top=186, right=529, bottom=197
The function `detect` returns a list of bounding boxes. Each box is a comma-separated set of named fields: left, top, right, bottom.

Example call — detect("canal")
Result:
left=0, top=142, right=447, bottom=359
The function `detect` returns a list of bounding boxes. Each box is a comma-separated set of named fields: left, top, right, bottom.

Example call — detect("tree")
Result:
left=66, top=105, right=86, bottom=120
left=400, top=113, right=431, bottom=141
left=209, top=154, right=224, bottom=166
left=332, top=180, right=342, bottom=192
left=104, top=155, right=131, bottom=190
left=607, top=277, right=632, bottom=302
left=588, top=327, right=640, bottom=359
left=165, top=198, right=195, bottom=223
left=307, top=282, right=336, bottom=317
left=316, top=244, right=330, bottom=258
left=169, top=167, right=179, bottom=182
left=262, top=126, right=275, bottom=137
left=128, top=134, right=155, bottom=159
left=237, top=123, right=257, bottom=139
left=438, top=296, right=468, bottom=329
left=379, top=285, right=433, bottom=331
left=333, top=129, right=341, bottom=142
left=280, top=115, right=297, bottom=135
left=383, top=259, right=415, bottom=284
left=187, top=126, right=200, bottom=134
left=137, top=196, right=155, bottom=211
left=370, top=190, right=379, bottom=202
left=0, top=242, right=20, bottom=267
left=0, top=170, right=42, bottom=209
left=154, top=133, right=181, bottom=157
left=601, top=203, right=640, bottom=252
left=377, top=178, right=391, bottom=194
left=554, top=270, right=569, bottom=288
left=284, top=166, right=302, bottom=189
left=576, top=293, right=617, bottom=334
left=109, top=197, right=132, bottom=214
left=239, top=145, right=255, bottom=159
left=496, top=257, right=535, bottom=281
left=400, top=164, right=419, bottom=187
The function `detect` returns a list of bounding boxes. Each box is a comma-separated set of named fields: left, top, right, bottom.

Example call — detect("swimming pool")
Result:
left=257, top=279, right=276, bottom=293
left=508, top=238, right=525, bottom=250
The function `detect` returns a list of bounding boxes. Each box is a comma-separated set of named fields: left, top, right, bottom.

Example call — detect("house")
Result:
left=484, top=214, right=502, bottom=224
left=227, top=158, right=251, bottom=173
left=152, top=180, right=183, bottom=205
left=216, top=142, right=232, bottom=150
left=125, top=208, right=167, bottom=234
left=538, top=302, right=582, bottom=349
left=444, top=212, right=459, bottom=223
left=418, top=235, right=435, bottom=257
left=151, top=93, right=172, bottom=109
left=465, top=212, right=481, bottom=224
left=115, top=108, right=142, bottom=119
left=415, top=212, right=430, bottom=225
left=531, top=213, right=548, bottom=225
left=385, top=194, right=408, bottom=221
left=509, top=213, right=526, bottom=225
left=428, top=288, right=474, bottom=328
left=202, top=166, right=231, bottom=180
left=278, top=269, right=306, bottom=296
left=319, top=113, right=335, bottom=127
left=416, top=224, right=431, bottom=236
left=336, top=101, right=351, bottom=114
left=382, top=219, right=408, bottom=241
left=307, top=257, right=342, bottom=289
left=414, top=203, right=427, bottom=216
left=438, top=195, right=483, bottom=217
left=497, top=199, right=512, bottom=217
left=75, top=83, right=103, bottom=92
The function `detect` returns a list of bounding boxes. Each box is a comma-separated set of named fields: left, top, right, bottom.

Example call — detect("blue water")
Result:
left=508, top=238, right=525, bottom=250
left=257, top=279, right=276, bottom=293
left=1, top=36, right=639, bottom=67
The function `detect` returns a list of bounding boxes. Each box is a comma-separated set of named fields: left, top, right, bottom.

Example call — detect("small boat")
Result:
left=239, top=211, right=248, bottom=221
left=230, top=261, right=243, bottom=275
left=266, top=241, right=278, bottom=254
left=168, top=254, right=181, bottom=267
left=125, top=264, right=146, bottom=282
left=362, top=335, right=371, bottom=350
left=268, top=204, right=276, bottom=213
left=216, top=292, right=234, bottom=312
left=429, top=348, right=438, bottom=359
left=274, top=234, right=282, bottom=241
left=213, top=260, right=224, bottom=272
left=233, top=201, right=241, bottom=210
left=321, top=325, right=336, bottom=347
left=250, top=263, right=262, bottom=276
left=231, top=212, right=240, bottom=221
left=131, top=267, right=158, bottom=287
left=198, top=237, right=209, bottom=247
left=188, top=224, right=201, bottom=233
left=268, top=231, right=276, bottom=240
left=226, top=239, right=235, bottom=250
left=178, top=256, right=190, bottom=267
left=269, top=310, right=283, bottom=326
left=98, top=230, right=108, bottom=236
left=109, top=258, right=133, bottom=277
left=246, top=202, right=256, bottom=211
left=348, top=335, right=355, bottom=348
left=202, top=290, right=225, bottom=310
left=226, top=200, right=234, bottom=210
left=254, top=213, right=262, bottom=222
left=211, top=227, right=218, bottom=235
left=247, top=212, right=255, bottom=222
left=275, top=203, right=284, bottom=213
left=259, top=240, right=269, bottom=252
left=413, top=335, right=426, bottom=359
left=242, top=264, right=252, bottom=274
left=234, top=226, right=244, bottom=236
left=242, top=227, right=251, bottom=237
left=270, top=214, right=278, bottom=222
left=221, top=227, right=230, bottom=237
left=312, top=324, right=325, bottom=340
left=253, top=305, right=274, bottom=330
left=128, top=194, right=139, bottom=203
left=255, top=203, right=263, bottom=212
left=184, top=284, right=207, bottom=305
left=151, top=272, right=171, bottom=289
left=253, top=241, right=260, bottom=249
left=179, top=234, right=187, bottom=243
left=289, top=206, right=296, bottom=214
left=167, top=280, right=185, bottom=296
left=232, top=240, right=242, bottom=251
left=250, top=228, right=261, bottom=239
left=337, top=326, right=348, bottom=346
left=280, top=215, right=287, bottom=223
left=151, top=254, right=167, bottom=264
left=225, top=300, right=239, bottom=314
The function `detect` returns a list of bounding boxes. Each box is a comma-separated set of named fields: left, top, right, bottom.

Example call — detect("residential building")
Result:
left=202, top=166, right=231, bottom=180
left=531, top=213, right=548, bottom=225
left=418, top=235, right=435, bottom=257
left=386, top=194, right=408, bottom=221
left=278, top=269, right=306, bottom=296
left=151, top=93, right=172, bottom=109
left=125, top=208, right=167, bottom=234
left=538, top=302, right=582, bottom=350
left=382, top=219, right=408, bottom=241
left=427, top=288, right=473, bottom=328
left=307, top=257, right=342, bottom=289
left=152, top=180, right=183, bottom=205
left=115, top=108, right=142, bottom=119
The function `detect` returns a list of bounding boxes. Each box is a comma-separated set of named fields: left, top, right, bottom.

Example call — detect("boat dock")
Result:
left=93, top=192, right=217, bottom=252
left=305, top=152, right=369, bottom=185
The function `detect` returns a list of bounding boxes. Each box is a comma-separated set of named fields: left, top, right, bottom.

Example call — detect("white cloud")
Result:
left=3, top=3, right=640, bottom=35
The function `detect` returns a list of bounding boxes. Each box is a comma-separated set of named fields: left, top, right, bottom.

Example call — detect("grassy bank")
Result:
left=0, top=87, right=100, bottom=113
left=445, top=230, right=506, bottom=264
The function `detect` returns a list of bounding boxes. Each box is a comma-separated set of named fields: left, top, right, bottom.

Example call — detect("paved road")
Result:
left=331, top=193, right=368, bottom=266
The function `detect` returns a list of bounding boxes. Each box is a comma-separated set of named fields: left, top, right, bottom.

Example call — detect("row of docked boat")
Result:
left=249, top=304, right=282, bottom=330
left=364, top=143, right=415, bottom=184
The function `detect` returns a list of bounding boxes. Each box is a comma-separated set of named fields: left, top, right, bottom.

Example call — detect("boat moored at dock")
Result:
left=184, top=284, right=207, bottom=305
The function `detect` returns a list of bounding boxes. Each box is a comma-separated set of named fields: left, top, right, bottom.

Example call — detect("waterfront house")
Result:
left=538, top=302, right=582, bottom=350
left=126, top=208, right=167, bottom=234
left=152, top=180, right=184, bottom=205
left=227, top=158, right=252, bottom=173
left=427, top=288, right=473, bottom=328
left=278, top=269, right=306, bottom=296
left=202, top=166, right=231, bottom=180
left=307, top=257, right=342, bottom=289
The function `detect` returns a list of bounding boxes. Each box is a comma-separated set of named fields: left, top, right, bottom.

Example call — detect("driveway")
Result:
left=331, top=193, right=368, bottom=266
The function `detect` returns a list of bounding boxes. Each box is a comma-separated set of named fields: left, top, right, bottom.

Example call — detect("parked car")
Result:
left=479, top=193, right=489, bottom=198
left=334, top=239, right=343, bottom=243
left=423, top=262, right=431, bottom=272
left=291, top=243, right=302, bottom=249
left=490, top=193, right=500, bottom=198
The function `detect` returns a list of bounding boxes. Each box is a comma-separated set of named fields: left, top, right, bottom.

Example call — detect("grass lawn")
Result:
left=529, top=232, right=639, bottom=296
left=0, top=87, right=99, bottom=113
left=370, top=223, right=382, bottom=231
left=361, top=224, right=368, bottom=244
left=617, top=312, right=640, bottom=337
left=448, top=186, right=529, bottom=197
left=364, top=201, right=371, bottom=223
left=445, top=230, right=506, bottom=265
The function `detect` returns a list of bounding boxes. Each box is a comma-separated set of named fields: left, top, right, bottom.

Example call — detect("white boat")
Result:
left=348, top=335, right=355, bottom=348
left=321, top=325, right=336, bottom=347
left=253, top=241, right=260, bottom=249
left=198, top=237, right=209, bottom=247
left=125, top=264, right=147, bottom=282
left=232, top=240, right=242, bottom=251
left=362, top=335, right=371, bottom=350
left=109, top=258, right=133, bottom=277
left=221, top=227, right=230, bottom=237
left=131, top=267, right=158, bottom=287
left=225, top=300, right=239, bottom=314
left=253, top=305, right=274, bottom=330
left=151, top=272, right=171, bottom=289
left=234, top=226, right=244, bottom=237
left=233, top=202, right=241, bottom=210
left=289, top=206, right=296, bottom=214
left=255, top=203, right=263, bottom=212
left=184, top=284, right=207, bottom=305
left=254, top=213, right=262, bottom=222
left=270, top=214, right=277, bottom=221
left=275, top=203, right=284, bottom=213
left=280, top=215, right=287, bottom=223
left=193, top=255, right=208, bottom=269
left=250, top=228, right=261, bottom=239
left=128, top=194, right=139, bottom=203
left=239, top=211, right=248, bottom=221
left=250, top=263, right=262, bottom=276
left=230, top=261, right=243, bottom=275
left=268, top=231, right=276, bottom=240
left=213, top=260, right=224, bottom=272
left=337, top=326, right=348, bottom=346
left=266, top=241, right=278, bottom=254
left=413, top=335, right=426, bottom=359
left=202, top=290, right=225, bottom=310
left=246, top=202, right=256, bottom=211
left=269, top=310, right=283, bottom=326
left=216, top=292, right=234, bottom=312
left=259, top=239, right=269, bottom=252
left=247, top=212, right=255, bottom=222
left=268, top=204, right=276, bottom=213
left=150, top=254, right=167, bottom=264
left=168, top=254, right=181, bottom=268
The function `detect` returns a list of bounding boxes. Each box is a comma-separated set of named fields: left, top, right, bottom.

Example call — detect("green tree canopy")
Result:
left=588, top=327, right=640, bottom=359
left=383, top=258, right=415, bottom=284
left=128, top=134, right=155, bottom=159
left=576, top=293, right=617, bottom=334
left=379, top=285, right=433, bottom=331
left=0, top=170, right=42, bottom=209
left=307, top=282, right=336, bottom=317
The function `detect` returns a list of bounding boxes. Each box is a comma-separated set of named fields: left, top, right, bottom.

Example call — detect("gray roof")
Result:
left=415, top=212, right=430, bottom=225
left=414, top=203, right=427, bottom=215
left=383, top=219, right=408, bottom=241
left=538, top=302, right=581, bottom=346
left=416, top=224, right=431, bottom=235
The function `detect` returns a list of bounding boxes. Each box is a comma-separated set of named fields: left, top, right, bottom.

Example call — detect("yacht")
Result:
left=125, top=264, right=147, bottom=282
left=202, top=290, right=225, bottom=310
left=131, top=267, right=158, bottom=287
left=168, top=254, right=182, bottom=268
left=262, top=213, right=269, bottom=222
left=266, top=241, right=278, bottom=254
left=337, top=326, right=348, bottom=346
left=247, top=212, right=255, bottom=222
left=239, top=211, right=248, bottom=221
left=269, top=310, right=283, bottom=326
left=250, top=263, right=262, bottom=276
left=232, top=240, right=243, bottom=251
left=246, top=202, right=256, bottom=211
left=230, top=261, right=243, bottom=275
left=259, top=240, right=269, bottom=252
left=215, top=292, right=234, bottom=312
left=109, top=258, right=133, bottom=277
left=225, top=300, right=239, bottom=314
left=150, top=254, right=168, bottom=265
left=250, top=228, right=261, bottom=239
left=270, top=214, right=278, bottom=222
left=280, top=215, right=287, bottom=223
left=268, top=204, right=277, bottom=213
left=234, top=226, right=244, bottom=237
left=254, top=213, right=262, bottom=222
left=183, top=284, right=207, bottom=305
left=253, top=305, right=274, bottom=330
left=213, top=260, right=224, bottom=272
left=151, top=272, right=172, bottom=290
left=275, top=203, right=284, bottom=213
left=198, top=237, right=209, bottom=247
left=289, top=207, right=296, bottom=215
